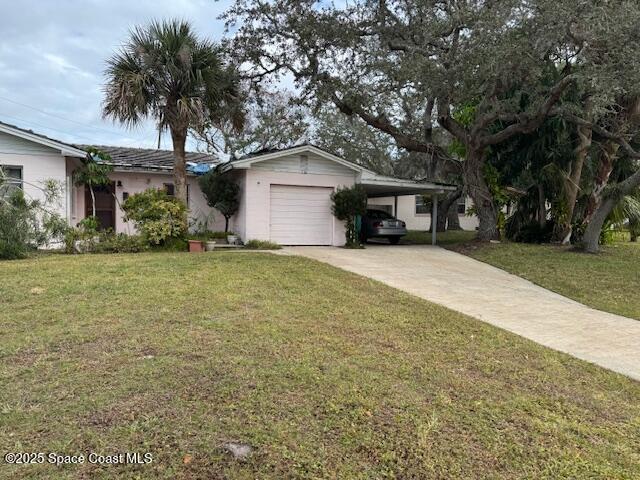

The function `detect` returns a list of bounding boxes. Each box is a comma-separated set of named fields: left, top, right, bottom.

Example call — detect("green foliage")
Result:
left=505, top=220, right=555, bottom=244
left=0, top=191, right=34, bottom=259
left=0, top=186, right=68, bottom=260
left=73, top=157, right=113, bottom=190
left=313, top=106, right=396, bottom=175
left=244, top=239, right=281, bottom=250
left=198, top=90, right=307, bottom=155
left=103, top=19, right=243, bottom=134
left=92, top=233, right=149, bottom=253
left=331, top=184, right=368, bottom=246
left=121, top=189, right=187, bottom=245
left=64, top=224, right=149, bottom=254
left=79, top=216, right=100, bottom=232
left=198, top=171, right=240, bottom=231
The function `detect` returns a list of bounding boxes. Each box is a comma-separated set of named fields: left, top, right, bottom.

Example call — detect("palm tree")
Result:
left=103, top=20, right=244, bottom=204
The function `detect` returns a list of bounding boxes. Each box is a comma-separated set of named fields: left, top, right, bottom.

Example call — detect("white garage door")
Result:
left=270, top=185, right=333, bottom=245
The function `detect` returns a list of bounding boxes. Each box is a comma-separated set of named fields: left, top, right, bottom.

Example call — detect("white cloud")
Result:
left=0, top=0, right=234, bottom=149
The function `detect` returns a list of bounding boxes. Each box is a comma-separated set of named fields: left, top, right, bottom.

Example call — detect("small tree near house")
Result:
left=331, top=184, right=368, bottom=247
left=73, top=147, right=113, bottom=219
left=198, top=171, right=240, bottom=232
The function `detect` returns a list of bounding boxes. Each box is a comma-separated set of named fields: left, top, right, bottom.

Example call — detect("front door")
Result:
left=85, top=183, right=116, bottom=231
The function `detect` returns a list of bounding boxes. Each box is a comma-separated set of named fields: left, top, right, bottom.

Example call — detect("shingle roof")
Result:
left=234, top=142, right=320, bottom=161
left=77, top=145, right=219, bottom=171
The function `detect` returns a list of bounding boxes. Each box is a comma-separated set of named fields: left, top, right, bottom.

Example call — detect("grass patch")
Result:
left=1, top=252, right=639, bottom=478
left=403, top=229, right=477, bottom=246
left=454, top=241, right=640, bottom=320
left=244, top=239, right=282, bottom=250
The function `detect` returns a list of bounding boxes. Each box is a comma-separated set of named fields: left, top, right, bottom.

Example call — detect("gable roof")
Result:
left=0, top=120, right=88, bottom=158
left=77, top=145, right=219, bottom=172
left=225, top=143, right=371, bottom=174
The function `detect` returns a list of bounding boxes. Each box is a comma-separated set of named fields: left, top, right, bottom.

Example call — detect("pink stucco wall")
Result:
left=239, top=168, right=355, bottom=246
left=72, top=170, right=225, bottom=233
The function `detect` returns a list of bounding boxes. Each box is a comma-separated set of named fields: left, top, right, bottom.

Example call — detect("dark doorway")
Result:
left=85, top=183, right=116, bottom=231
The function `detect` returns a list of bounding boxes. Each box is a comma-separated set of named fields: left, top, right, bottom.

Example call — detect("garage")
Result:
left=269, top=185, right=334, bottom=245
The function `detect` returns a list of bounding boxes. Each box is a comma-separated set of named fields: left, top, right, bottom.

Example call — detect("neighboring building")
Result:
left=368, top=194, right=480, bottom=231
left=0, top=121, right=455, bottom=246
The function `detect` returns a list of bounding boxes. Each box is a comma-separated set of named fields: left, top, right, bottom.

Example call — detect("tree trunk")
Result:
left=428, top=189, right=462, bottom=233
left=224, top=216, right=230, bottom=233
left=582, top=140, right=619, bottom=227
left=89, top=185, right=96, bottom=217
left=537, top=183, right=546, bottom=228
left=447, top=201, right=462, bottom=230
left=170, top=126, right=189, bottom=205
left=630, top=218, right=639, bottom=242
left=552, top=121, right=592, bottom=244
left=582, top=195, right=619, bottom=253
left=464, top=149, right=499, bottom=241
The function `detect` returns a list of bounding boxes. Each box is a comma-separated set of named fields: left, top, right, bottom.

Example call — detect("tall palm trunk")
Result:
left=170, top=126, right=189, bottom=205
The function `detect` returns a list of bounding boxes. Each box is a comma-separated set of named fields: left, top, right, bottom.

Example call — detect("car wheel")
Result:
left=388, top=236, right=400, bottom=245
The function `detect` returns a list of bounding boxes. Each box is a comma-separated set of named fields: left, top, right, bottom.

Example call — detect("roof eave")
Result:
left=0, top=123, right=88, bottom=158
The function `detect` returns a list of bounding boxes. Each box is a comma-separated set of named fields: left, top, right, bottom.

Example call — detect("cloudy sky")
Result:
left=0, top=0, right=234, bottom=150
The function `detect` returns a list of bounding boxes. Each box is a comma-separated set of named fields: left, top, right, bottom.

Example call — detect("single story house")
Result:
left=0, top=120, right=458, bottom=246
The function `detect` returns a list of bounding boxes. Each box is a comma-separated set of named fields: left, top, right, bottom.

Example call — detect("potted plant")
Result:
left=227, top=233, right=238, bottom=245
left=205, top=240, right=216, bottom=251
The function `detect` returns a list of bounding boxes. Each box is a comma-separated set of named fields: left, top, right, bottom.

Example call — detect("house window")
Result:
left=163, top=183, right=175, bottom=196
left=457, top=197, right=467, bottom=215
left=163, top=183, right=189, bottom=206
left=0, top=165, right=23, bottom=198
left=415, top=195, right=432, bottom=215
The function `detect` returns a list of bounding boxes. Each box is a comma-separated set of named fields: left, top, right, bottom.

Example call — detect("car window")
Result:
left=367, top=209, right=393, bottom=219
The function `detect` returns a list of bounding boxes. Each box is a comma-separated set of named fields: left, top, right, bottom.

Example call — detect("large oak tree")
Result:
left=225, top=0, right=640, bottom=241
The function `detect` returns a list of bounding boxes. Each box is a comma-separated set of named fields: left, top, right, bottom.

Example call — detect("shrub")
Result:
left=0, top=192, right=34, bottom=259
left=65, top=226, right=149, bottom=254
left=199, top=171, right=240, bottom=232
left=121, top=188, right=187, bottom=244
left=0, top=186, right=68, bottom=260
left=244, top=239, right=281, bottom=250
left=331, top=184, right=368, bottom=246
left=505, top=218, right=555, bottom=244
left=92, top=233, right=149, bottom=253
left=188, top=230, right=232, bottom=241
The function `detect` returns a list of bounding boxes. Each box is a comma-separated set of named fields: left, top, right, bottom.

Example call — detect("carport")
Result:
left=359, top=174, right=457, bottom=245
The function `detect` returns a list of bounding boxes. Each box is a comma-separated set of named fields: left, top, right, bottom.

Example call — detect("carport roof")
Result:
left=360, top=173, right=456, bottom=197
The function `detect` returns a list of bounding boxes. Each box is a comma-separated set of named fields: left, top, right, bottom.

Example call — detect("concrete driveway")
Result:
left=279, top=245, right=640, bottom=381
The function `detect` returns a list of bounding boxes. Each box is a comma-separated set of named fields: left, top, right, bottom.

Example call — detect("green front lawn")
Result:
left=2, top=252, right=640, bottom=478
left=403, top=229, right=477, bottom=246
left=459, top=241, right=640, bottom=320
left=406, top=229, right=640, bottom=320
